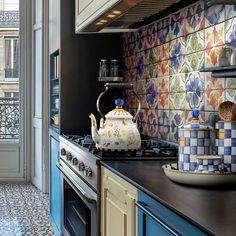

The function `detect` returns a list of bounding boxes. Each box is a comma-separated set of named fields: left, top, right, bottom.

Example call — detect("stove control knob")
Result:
left=72, top=158, right=78, bottom=166
left=60, top=148, right=66, bottom=156
left=84, top=167, right=92, bottom=177
left=78, top=162, right=85, bottom=171
left=66, top=152, right=72, bottom=161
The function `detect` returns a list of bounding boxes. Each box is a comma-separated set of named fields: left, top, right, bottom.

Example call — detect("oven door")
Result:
left=57, top=162, right=99, bottom=236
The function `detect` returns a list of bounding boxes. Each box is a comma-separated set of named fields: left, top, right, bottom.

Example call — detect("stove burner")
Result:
left=62, top=134, right=178, bottom=159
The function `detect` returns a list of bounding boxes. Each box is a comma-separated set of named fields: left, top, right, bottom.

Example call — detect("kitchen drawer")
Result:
left=137, top=191, right=208, bottom=236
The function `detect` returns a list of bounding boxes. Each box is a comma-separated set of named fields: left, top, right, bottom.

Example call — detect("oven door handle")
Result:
left=56, top=163, right=96, bottom=202
left=135, top=201, right=180, bottom=236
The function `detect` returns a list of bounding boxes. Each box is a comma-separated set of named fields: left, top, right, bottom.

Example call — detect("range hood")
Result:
left=79, top=0, right=197, bottom=33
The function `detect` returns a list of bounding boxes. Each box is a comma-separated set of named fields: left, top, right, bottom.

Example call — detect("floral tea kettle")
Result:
left=89, top=83, right=141, bottom=151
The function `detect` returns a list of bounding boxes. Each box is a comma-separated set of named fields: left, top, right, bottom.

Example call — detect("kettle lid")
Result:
left=105, top=99, right=133, bottom=119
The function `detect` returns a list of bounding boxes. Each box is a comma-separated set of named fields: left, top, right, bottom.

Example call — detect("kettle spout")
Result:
left=89, top=113, right=100, bottom=144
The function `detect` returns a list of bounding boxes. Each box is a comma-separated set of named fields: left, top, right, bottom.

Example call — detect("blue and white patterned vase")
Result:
left=178, top=110, right=213, bottom=171
left=195, top=155, right=223, bottom=173
left=215, top=121, right=236, bottom=172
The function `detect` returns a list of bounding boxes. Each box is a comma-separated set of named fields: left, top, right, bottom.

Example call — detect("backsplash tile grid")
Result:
left=123, top=1, right=236, bottom=143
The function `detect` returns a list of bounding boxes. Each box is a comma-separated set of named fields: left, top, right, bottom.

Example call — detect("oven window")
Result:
left=64, top=186, right=91, bottom=236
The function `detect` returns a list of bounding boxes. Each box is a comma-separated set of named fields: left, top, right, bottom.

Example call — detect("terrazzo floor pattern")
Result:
left=0, top=183, right=54, bottom=236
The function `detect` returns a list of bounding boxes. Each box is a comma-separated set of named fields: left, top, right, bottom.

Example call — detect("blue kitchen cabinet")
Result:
left=49, top=128, right=61, bottom=236
left=137, top=191, right=208, bottom=236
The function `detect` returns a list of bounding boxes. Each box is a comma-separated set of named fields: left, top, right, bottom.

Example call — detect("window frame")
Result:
left=4, top=36, right=19, bottom=81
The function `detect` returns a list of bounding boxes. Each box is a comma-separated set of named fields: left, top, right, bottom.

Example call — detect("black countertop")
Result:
left=101, top=160, right=236, bottom=236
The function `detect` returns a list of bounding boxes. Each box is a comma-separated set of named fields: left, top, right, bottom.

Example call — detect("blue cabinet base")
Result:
left=49, top=128, right=61, bottom=235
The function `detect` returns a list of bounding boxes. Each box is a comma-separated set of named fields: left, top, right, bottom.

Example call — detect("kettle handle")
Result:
left=96, top=83, right=141, bottom=123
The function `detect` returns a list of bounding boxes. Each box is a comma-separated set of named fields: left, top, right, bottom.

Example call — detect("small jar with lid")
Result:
left=110, top=59, right=119, bottom=77
left=178, top=110, right=213, bottom=171
left=99, top=59, right=108, bottom=77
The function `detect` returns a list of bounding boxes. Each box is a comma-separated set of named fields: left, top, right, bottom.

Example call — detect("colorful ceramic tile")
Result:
left=143, top=48, right=156, bottom=65
left=140, top=95, right=148, bottom=109
left=205, top=26, right=214, bottom=49
left=135, top=37, right=145, bottom=53
left=157, top=76, right=169, bottom=93
left=146, top=110, right=158, bottom=125
left=225, top=89, right=236, bottom=103
left=123, top=32, right=128, bottom=45
left=126, top=91, right=139, bottom=109
left=170, top=37, right=186, bottom=58
left=127, top=68, right=136, bottom=82
left=157, top=43, right=170, bottom=62
left=186, top=1, right=204, bottom=17
left=186, top=30, right=204, bottom=54
left=139, top=122, right=148, bottom=136
left=205, top=23, right=225, bottom=49
left=225, top=5, right=236, bottom=20
left=147, top=23, right=156, bottom=36
left=147, top=63, right=158, bottom=79
left=169, top=92, right=186, bottom=110
left=169, top=74, right=185, bottom=93
left=205, top=5, right=225, bottom=27
left=157, top=60, right=169, bottom=76
left=169, top=110, right=185, bottom=142
left=205, top=46, right=223, bottom=68
left=205, top=89, right=224, bottom=111
left=170, top=11, right=186, bottom=39
left=136, top=79, right=146, bottom=95
left=158, top=110, right=170, bottom=140
left=158, top=92, right=169, bottom=110
left=186, top=90, right=205, bottom=110
left=226, top=17, right=236, bottom=47
left=147, top=123, right=158, bottom=137
left=136, top=65, right=147, bottom=80
left=170, top=55, right=185, bottom=75
left=157, top=27, right=170, bottom=45
left=146, top=32, right=158, bottom=48
left=128, top=31, right=136, bottom=44
left=205, top=72, right=224, bottom=91
left=185, top=111, right=205, bottom=123
left=185, top=51, right=204, bottom=72
left=225, top=78, right=236, bottom=89
left=138, top=109, right=147, bottom=123
left=186, top=71, right=204, bottom=91
left=156, top=17, right=170, bottom=31
left=185, top=11, right=205, bottom=35
left=146, top=79, right=158, bottom=109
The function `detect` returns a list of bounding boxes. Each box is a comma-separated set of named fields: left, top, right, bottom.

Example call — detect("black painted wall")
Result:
left=60, top=0, right=123, bottom=135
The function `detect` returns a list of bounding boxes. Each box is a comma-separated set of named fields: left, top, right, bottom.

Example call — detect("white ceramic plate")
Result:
left=163, top=163, right=236, bottom=186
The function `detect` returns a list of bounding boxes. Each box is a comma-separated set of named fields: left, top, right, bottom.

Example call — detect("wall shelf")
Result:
left=200, top=65, right=236, bottom=78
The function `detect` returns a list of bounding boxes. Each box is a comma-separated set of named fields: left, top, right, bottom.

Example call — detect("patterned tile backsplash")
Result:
left=123, top=0, right=236, bottom=143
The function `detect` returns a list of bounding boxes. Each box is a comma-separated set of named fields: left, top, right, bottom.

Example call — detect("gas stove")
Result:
left=62, top=134, right=178, bottom=159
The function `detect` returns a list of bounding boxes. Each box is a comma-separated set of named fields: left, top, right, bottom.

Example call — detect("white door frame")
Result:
left=30, top=0, right=49, bottom=193
left=19, top=0, right=32, bottom=182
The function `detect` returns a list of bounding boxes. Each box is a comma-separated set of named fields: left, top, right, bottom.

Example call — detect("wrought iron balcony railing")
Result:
left=0, top=97, right=19, bottom=140
left=0, top=11, right=19, bottom=28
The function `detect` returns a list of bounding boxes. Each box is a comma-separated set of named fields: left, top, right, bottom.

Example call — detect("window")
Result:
left=4, top=0, right=19, bottom=11
left=4, top=92, right=19, bottom=97
left=5, top=37, right=19, bottom=80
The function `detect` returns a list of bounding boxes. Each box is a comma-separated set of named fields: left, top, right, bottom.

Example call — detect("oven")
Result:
left=57, top=159, right=99, bottom=236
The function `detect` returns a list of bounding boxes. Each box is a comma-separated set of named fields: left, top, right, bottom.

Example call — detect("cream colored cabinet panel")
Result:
left=75, top=0, right=120, bottom=33
left=78, top=0, right=93, bottom=14
left=101, top=167, right=137, bottom=236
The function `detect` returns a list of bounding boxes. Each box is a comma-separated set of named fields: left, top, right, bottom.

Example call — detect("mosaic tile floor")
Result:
left=0, top=183, right=54, bottom=236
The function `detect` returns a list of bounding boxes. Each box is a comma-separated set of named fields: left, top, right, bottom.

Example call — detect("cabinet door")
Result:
left=101, top=167, right=137, bottom=236
left=49, top=134, right=61, bottom=235
left=75, top=0, right=119, bottom=32
left=137, top=191, right=208, bottom=236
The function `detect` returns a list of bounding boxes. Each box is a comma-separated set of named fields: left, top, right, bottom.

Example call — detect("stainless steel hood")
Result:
left=81, top=0, right=196, bottom=32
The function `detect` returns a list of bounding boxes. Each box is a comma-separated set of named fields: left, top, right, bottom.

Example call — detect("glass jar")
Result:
left=99, top=59, right=108, bottom=77
left=110, top=59, right=119, bottom=77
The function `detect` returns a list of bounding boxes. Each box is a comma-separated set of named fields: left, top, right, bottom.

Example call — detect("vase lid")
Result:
left=179, top=110, right=212, bottom=130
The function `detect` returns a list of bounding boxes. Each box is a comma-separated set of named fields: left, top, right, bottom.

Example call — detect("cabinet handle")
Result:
left=135, top=201, right=180, bottom=236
